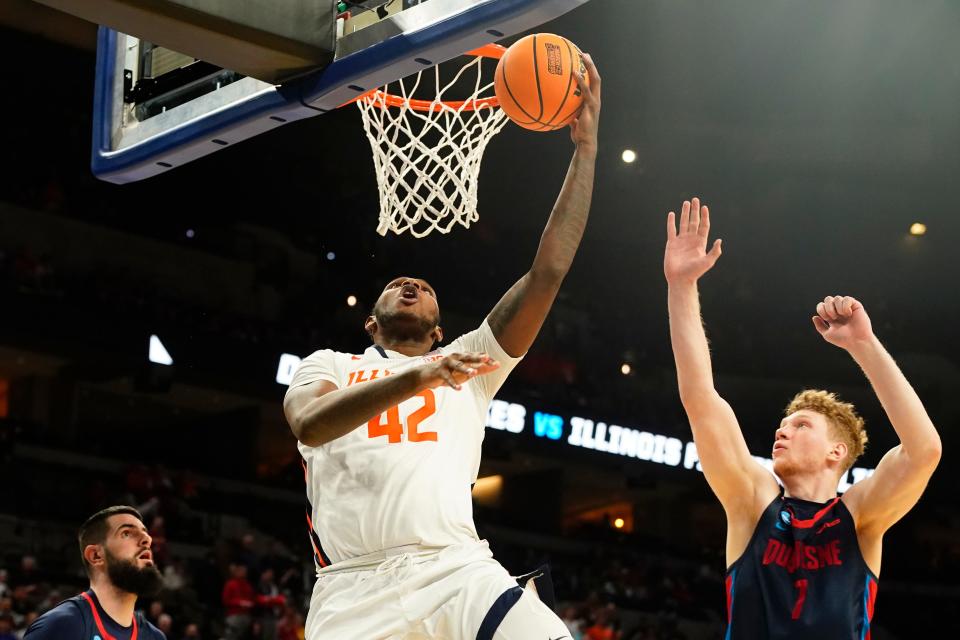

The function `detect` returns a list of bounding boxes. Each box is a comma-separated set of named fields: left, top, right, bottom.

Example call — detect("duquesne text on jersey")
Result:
left=762, top=538, right=843, bottom=573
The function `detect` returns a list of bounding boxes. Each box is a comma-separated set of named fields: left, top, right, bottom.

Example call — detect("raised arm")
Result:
left=665, top=199, right=777, bottom=513
left=814, top=296, right=941, bottom=537
left=284, top=353, right=499, bottom=447
left=487, top=55, right=601, bottom=357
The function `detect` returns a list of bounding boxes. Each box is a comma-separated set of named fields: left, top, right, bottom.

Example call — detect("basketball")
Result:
left=494, top=33, right=589, bottom=131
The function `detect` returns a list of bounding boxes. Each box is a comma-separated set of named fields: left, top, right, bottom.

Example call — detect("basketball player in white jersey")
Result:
left=284, top=57, right=601, bottom=639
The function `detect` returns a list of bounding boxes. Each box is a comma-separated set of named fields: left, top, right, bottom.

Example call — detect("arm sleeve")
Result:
left=285, top=349, right=340, bottom=392
left=448, top=319, right=524, bottom=404
left=23, top=604, right=83, bottom=639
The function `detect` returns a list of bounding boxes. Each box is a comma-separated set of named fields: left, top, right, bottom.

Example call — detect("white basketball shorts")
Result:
left=304, top=540, right=571, bottom=640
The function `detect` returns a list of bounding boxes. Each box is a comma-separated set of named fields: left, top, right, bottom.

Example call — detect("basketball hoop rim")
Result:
left=350, top=43, right=505, bottom=112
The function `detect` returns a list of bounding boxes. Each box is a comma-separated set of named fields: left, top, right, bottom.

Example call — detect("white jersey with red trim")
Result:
left=286, top=320, right=520, bottom=567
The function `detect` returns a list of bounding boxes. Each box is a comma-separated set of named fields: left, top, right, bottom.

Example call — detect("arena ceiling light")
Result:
left=276, top=353, right=303, bottom=385
left=148, top=335, right=173, bottom=365
left=471, top=475, right=503, bottom=508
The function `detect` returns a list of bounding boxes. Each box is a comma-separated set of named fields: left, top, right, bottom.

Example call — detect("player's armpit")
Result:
left=843, top=443, right=940, bottom=537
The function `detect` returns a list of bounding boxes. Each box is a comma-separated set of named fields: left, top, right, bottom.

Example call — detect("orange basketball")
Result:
left=494, top=33, right=588, bottom=131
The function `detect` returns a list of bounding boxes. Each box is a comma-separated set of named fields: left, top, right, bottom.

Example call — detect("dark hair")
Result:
left=78, top=506, right=143, bottom=574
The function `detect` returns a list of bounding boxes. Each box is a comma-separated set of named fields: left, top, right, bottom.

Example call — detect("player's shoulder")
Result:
left=439, top=323, right=487, bottom=352
left=293, top=348, right=356, bottom=379
left=24, top=597, right=85, bottom=637
left=136, top=613, right=168, bottom=640
left=302, top=347, right=343, bottom=362
left=442, top=320, right=512, bottom=361
left=306, top=346, right=377, bottom=362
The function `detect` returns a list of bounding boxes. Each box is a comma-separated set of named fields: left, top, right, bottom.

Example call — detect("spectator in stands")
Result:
left=585, top=603, right=620, bottom=640
left=161, top=559, right=184, bottom=592
left=156, top=613, right=172, bottom=636
left=0, top=599, right=20, bottom=630
left=125, top=465, right=155, bottom=504
left=222, top=562, right=255, bottom=640
left=261, top=542, right=302, bottom=605
left=274, top=606, right=304, bottom=640
left=0, top=614, right=17, bottom=640
left=179, top=622, right=201, bottom=640
left=560, top=604, right=586, bottom=640
left=256, top=568, right=285, bottom=640
left=148, top=516, right=169, bottom=567
left=237, top=533, right=261, bottom=581
left=146, top=600, right=164, bottom=627
left=22, top=506, right=166, bottom=639
left=10, top=558, right=41, bottom=596
left=14, top=611, right=38, bottom=640
left=30, top=591, right=59, bottom=621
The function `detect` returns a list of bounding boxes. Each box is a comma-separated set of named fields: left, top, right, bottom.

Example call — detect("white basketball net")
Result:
left=357, top=53, right=508, bottom=237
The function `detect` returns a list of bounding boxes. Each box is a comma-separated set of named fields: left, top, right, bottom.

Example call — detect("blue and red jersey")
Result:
left=725, top=492, right=878, bottom=640
left=23, top=590, right=165, bottom=640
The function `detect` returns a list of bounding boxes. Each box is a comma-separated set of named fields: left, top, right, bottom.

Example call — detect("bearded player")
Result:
left=664, top=198, right=941, bottom=639
left=284, top=57, right=601, bottom=639
left=24, top=506, right=166, bottom=639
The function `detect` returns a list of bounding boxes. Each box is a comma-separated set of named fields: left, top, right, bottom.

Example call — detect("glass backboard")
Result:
left=92, top=0, right=592, bottom=183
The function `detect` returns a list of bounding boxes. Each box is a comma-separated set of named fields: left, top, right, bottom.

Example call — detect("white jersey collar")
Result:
left=366, top=344, right=408, bottom=359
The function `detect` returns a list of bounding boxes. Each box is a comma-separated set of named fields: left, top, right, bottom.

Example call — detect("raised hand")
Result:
left=570, top=53, right=601, bottom=149
left=812, top=295, right=875, bottom=350
left=417, top=352, right=500, bottom=390
left=664, top=197, right=722, bottom=285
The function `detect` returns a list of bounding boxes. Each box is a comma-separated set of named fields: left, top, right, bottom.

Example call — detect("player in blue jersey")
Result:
left=663, top=198, right=941, bottom=639
left=24, top=506, right=166, bottom=640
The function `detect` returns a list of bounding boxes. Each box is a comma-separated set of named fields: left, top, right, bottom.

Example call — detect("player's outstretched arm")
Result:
left=813, top=296, right=941, bottom=535
left=284, top=353, right=500, bottom=447
left=486, top=55, right=601, bottom=357
left=665, top=199, right=776, bottom=512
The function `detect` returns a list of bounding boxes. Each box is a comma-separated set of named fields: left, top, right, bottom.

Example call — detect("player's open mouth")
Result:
left=138, top=552, right=153, bottom=562
left=400, top=287, right=419, bottom=302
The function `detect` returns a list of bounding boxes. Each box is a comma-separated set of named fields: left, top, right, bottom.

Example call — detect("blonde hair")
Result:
left=785, top=389, right=868, bottom=472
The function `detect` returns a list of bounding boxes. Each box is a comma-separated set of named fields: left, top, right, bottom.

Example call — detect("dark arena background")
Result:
left=1, top=1, right=958, bottom=638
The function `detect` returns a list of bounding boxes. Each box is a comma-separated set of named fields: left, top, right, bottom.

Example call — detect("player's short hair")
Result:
left=78, top=506, right=144, bottom=575
left=785, top=389, right=867, bottom=472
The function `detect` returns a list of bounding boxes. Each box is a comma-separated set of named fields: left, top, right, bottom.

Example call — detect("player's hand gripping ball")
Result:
left=494, top=33, right=589, bottom=131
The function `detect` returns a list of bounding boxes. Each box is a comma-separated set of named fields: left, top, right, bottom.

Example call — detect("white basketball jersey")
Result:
left=286, top=320, right=520, bottom=568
